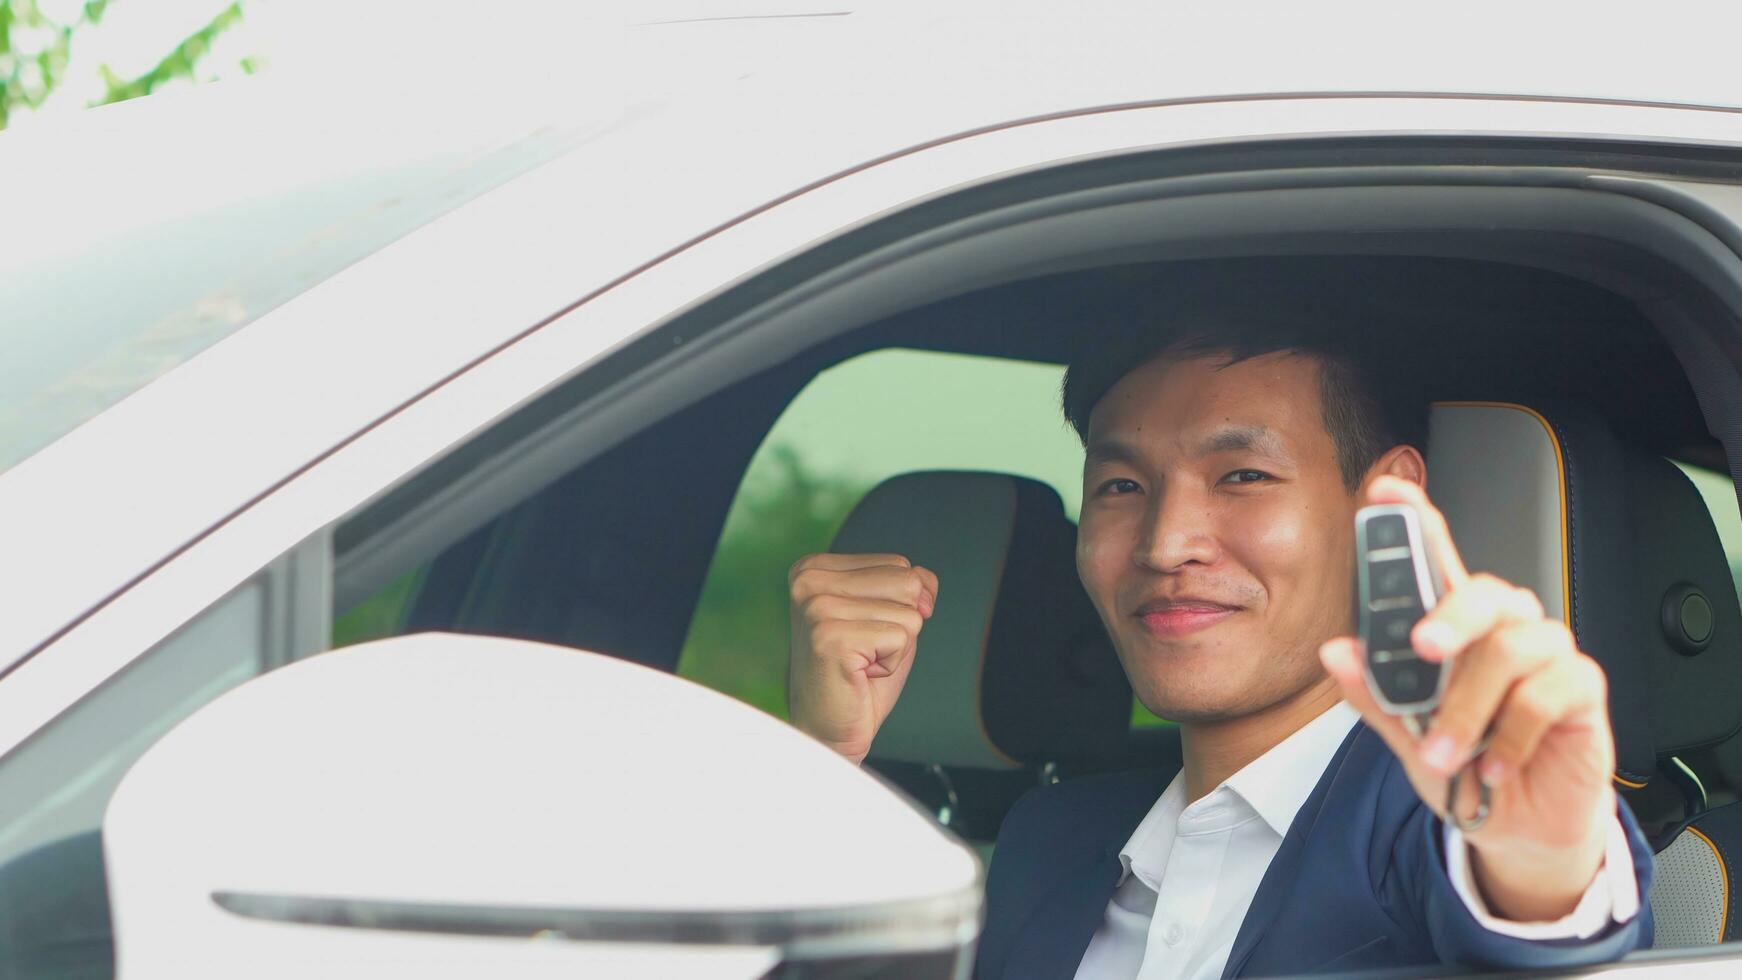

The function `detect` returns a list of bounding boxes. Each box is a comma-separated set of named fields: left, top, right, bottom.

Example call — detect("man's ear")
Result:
left=1364, top=444, right=1427, bottom=492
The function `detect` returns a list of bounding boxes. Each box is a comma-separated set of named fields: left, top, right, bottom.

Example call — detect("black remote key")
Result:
left=1354, top=504, right=1447, bottom=718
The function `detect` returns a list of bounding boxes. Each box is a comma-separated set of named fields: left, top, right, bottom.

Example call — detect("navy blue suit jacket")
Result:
left=976, top=724, right=1655, bottom=979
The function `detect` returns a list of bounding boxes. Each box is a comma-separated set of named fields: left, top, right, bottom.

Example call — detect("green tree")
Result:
left=678, top=444, right=871, bottom=718
left=0, top=0, right=246, bottom=130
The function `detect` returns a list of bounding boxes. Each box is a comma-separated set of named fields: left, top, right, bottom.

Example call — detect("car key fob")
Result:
left=1354, top=503, right=1448, bottom=721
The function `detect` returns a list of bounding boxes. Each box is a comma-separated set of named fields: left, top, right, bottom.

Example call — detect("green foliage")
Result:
left=332, top=564, right=427, bottom=649
left=677, top=444, right=871, bottom=719
left=97, top=1, right=240, bottom=105
left=0, top=0, right=243, bottom=130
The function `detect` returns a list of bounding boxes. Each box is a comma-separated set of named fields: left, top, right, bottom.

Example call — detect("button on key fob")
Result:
left=1354, top=504, right=1447, bottom=719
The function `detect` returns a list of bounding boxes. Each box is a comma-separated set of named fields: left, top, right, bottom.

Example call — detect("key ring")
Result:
left=1402, top=713, right=1492, bottom=832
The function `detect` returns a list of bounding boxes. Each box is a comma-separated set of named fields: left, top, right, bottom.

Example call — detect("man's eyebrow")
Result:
left=1084, top=438, right=1141, bottom=466
left=1194, top=425, right=1289, bottom=460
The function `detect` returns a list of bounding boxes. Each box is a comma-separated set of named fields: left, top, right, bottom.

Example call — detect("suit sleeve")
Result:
left=1405, top=792, right=1656, bottom=970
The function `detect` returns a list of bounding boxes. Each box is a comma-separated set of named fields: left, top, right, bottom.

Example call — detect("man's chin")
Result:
left=1135, top=697, right=1254, bottom=726
left=1132, top=669, right=1335, bottom=727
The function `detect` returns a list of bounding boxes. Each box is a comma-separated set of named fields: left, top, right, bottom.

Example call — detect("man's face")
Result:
left=1076, top=350, right=1360, bottom=724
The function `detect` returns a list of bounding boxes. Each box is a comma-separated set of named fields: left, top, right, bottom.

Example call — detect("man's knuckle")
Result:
left=1488, top=626, right=1524, bottom=658
left=808, top=594, right=845, bottom=620
left=790, top=565, right=826, bottom=598
left=1511, top=686, right=1551, bottom=722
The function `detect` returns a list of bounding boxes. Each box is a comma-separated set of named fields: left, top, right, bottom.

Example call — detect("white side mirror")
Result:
left=104, top=634, right=980, bottom=978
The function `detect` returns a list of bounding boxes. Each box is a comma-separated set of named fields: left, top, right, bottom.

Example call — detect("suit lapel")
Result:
left=1000, top=842, right=1126, bottom=980
left=1220, top=724, right=1365, bottom=979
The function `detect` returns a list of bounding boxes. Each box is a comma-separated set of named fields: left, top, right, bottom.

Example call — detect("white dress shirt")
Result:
left=1073, top=701, right=1640, bottom=980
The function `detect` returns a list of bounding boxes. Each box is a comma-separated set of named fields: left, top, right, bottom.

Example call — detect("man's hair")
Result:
left=1060, top=306, right=1430, bottom=490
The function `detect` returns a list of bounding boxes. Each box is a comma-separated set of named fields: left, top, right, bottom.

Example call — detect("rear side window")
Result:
left=676, top=348, right=1088, bottom=720
left=1676, top=462, right=1742, bottom=611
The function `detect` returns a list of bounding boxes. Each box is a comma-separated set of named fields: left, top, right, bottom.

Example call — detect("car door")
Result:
left=11, top=92, right=1742, bottom=977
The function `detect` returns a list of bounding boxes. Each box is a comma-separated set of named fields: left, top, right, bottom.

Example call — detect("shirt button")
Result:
left=1163, top=923, right=1184, bottom=946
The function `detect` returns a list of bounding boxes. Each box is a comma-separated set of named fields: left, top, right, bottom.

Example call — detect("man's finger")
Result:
left=913, top=565, right=940, bottom=615
left=1419, top=620, right=1564, bottom=777
left=811, top=618, right=914, bottom=678
left=790, top=553, right=912, bottom=581
left=1362, top=475, right=1470, bottom=592
left=800, top=595, right=927, bottom=635
left=1320, top=638, right=1424, bottom=764
left=792, top=564, right=936, bottom=611
left=1410, top=575, right=1545, bottom=663
left=1481, top=654, right=1608, bottom=783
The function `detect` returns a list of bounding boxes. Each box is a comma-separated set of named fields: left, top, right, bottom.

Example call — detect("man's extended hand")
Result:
left=1320, top=475, right=1616, bottom=923
left=787, top=553, right=938, bottom=765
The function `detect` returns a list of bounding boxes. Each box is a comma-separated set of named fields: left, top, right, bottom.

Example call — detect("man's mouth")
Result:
left=1134, top=599, right=1242, bottom=638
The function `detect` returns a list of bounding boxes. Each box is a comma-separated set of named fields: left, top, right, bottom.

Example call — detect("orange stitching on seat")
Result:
left=1430, top=402, right=1645, bottom=791
left=1687, top=825, right=1729, bottom=942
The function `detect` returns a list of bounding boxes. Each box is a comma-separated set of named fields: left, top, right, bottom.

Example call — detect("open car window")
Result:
left=675, top=346, right=1174, bottom=728
left=1676, top=463, right=1742, bottom=611
left=677, top=348, right=1081, bottom=719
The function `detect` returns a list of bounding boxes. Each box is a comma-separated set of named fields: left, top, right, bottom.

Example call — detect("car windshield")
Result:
left=0, top=79, right=606, bottom=475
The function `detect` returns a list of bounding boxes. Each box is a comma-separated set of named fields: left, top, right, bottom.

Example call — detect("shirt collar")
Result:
left=1115, top=701, right=1361, bottom=885
left=1223, top=700, right=1361, bottom=836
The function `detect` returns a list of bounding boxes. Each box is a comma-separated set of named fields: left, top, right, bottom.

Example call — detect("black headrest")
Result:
left=1623, top=452, right=1742, bottom=758
left=830, top=472, right=1131, bottom=770
left=1430, top=402, right=1742, bottom=787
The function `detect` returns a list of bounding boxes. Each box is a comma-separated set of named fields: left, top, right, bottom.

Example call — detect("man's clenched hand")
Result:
left=787, top=553, right=938, bottom=765
left=1320, top=475, right=1617, bottom=923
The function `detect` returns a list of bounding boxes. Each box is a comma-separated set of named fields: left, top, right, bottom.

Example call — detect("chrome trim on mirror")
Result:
left=212, top=885, right=982, bottom=960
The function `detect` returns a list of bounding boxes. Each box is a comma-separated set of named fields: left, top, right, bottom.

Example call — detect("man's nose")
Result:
left=1133, top=486, right=1219, bottom=572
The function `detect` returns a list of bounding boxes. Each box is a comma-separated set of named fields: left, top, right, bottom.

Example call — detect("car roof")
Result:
left=2, top=0, right=1740, bottom=667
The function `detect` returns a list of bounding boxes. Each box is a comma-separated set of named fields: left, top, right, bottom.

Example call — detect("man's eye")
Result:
left=1096, top=478, right=1142, bottom=496
left=1221, top=469, right=1273, bottom=485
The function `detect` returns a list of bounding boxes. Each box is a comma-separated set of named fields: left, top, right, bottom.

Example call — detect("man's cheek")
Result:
left=1075, top=521, right=1120, bottom=588
left=1230, top=503, right=1311, bottom=569
left=1076, top=525, right=1133, bottom=636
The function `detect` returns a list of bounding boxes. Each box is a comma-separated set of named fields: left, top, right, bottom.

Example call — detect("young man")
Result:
left=786, top=315, right=1654, bottom=978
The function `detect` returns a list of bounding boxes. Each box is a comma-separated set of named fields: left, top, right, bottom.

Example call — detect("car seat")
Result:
left=829, top=472, right=1159, bottom=857
left=1426, top=401, right=1742, bottom=947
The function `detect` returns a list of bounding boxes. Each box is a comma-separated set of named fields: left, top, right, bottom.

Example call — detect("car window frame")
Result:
left=9, top=94, right=1742, bottom=823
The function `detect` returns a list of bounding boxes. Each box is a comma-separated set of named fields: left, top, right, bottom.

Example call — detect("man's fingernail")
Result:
left=920, top=591, right=935, bottom=616
left=1415, top=621, right=1455, bottom=658
left=1420, top=733, right=1458, bottom=773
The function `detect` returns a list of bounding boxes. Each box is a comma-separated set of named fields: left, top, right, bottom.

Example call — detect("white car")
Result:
left=6, top=1, right=1742, bottom=976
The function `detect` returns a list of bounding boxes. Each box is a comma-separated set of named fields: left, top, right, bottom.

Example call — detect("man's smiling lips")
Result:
left=1134, top=598, right=1243, bottom=637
